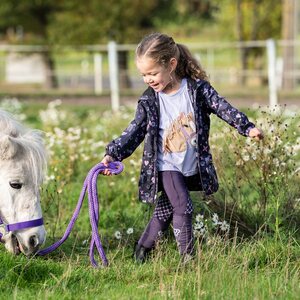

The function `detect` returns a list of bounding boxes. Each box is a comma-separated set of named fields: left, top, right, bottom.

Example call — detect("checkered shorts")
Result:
left=154, top=192, right=193, bottom=222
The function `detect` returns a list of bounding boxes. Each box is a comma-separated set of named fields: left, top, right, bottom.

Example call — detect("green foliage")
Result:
left=210, top=105, right=299, bottom=236
left=152, top=0, right=218, bottom=36
left=47, top=0, right=160, bottom=44
left=0, top=0, right=63, bottom=43
left=0, top=98, right=299, bottom=299
left=0, top=0, right=161, bottom=44
left=0, top=0, right=249, bottom=45
left=210, top=0, right=282, bottom=73
left=0, top=236, right=299, bottom=299
left=215, top=0, right=282, bottom=40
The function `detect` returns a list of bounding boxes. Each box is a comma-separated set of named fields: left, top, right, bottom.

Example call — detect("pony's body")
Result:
left=0, top=110, right=47, bottom=255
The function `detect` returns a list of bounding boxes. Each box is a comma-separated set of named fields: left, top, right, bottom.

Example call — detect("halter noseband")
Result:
left=0, top=217, right=44, bottom=242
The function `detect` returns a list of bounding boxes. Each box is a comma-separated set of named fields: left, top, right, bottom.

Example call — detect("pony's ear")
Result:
left=0, top=135, right=19, bottom=160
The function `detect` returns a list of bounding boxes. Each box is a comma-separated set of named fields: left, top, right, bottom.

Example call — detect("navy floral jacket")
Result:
left=106, top=78, right=255, bottom=204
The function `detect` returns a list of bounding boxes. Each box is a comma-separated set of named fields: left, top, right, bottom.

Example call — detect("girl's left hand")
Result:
left=249, top=127, right=264, bottom=141
left=100, top=155, right=115, bottom=176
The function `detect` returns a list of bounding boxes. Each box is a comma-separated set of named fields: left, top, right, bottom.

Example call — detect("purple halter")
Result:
left=0, top=217, right=44, bottom=242
left=38, top=161, right=124, bottom=268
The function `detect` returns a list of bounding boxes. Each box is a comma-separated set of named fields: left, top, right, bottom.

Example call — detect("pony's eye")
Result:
left=9, top=182, right=23, bottom=189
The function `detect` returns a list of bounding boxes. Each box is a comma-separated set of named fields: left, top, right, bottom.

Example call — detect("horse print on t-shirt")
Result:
left=163, top=112, right=197, bottom=153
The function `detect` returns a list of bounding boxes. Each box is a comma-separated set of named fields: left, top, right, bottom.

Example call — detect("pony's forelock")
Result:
left=0, top=110, right=47, bottom=188
left=21, top=130, right=48, bottom=187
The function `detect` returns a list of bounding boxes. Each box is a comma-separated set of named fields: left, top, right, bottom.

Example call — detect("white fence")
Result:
left=0, top=40, right=299, bottom=110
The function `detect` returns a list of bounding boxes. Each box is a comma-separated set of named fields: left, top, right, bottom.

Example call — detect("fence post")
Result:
left=94, top=53, right=103, bottom=95
left=108, top=41, right=119, bottom=111
left=266, top=39, right=278, bottom=107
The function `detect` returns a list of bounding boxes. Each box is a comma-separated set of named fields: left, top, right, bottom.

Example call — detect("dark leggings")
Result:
left=138, top=171, right=194, bottom=255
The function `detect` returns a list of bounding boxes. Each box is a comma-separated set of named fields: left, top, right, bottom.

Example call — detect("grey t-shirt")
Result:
left=157, top=78, right=198, bottom=176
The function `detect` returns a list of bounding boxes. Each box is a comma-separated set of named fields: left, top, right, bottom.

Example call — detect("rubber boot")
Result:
left=133, top=243, right=152, bottom=264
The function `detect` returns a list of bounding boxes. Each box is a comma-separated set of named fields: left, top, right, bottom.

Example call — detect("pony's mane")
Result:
left=0, top=110, right=47, bottom=187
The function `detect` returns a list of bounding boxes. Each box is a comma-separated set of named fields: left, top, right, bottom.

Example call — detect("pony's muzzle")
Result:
left=29, top=234, right=39, bottom=248
left=16, top=226, right=46, bottom=256
left=19, top=234, right=41, bottom=255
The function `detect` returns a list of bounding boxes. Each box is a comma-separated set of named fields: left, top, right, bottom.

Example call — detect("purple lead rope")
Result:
left=38, top=161, right=124, bottom=268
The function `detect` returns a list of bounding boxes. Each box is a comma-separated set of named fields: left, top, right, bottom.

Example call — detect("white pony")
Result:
left=0, top=110, right=47, bottom=255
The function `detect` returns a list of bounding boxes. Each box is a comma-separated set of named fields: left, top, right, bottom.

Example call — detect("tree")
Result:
left=281, top=0, right=297, bottom=90
left=0, top=0, right=162, bottom=89
left=216, top=0, right=282, bottom=85
left=31, top=0, right=217, bottom=89
left=0, top=0, right=63, bottom=88
left=46, top=0, right=161, bottom=89
left=177, top=0, right=218, bottom=20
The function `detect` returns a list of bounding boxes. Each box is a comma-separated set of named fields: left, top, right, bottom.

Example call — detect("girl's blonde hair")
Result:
left=136, top=33, right=208, bottom=81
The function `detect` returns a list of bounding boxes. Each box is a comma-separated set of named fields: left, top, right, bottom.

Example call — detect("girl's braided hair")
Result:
left=136, top=33, right=208, bottom=81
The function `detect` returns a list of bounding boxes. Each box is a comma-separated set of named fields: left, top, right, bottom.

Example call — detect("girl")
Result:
left=101, top=33, right=263, bottom=263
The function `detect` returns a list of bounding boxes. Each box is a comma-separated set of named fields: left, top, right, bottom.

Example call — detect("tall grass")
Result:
left=0, top=99, right=299, bottom=299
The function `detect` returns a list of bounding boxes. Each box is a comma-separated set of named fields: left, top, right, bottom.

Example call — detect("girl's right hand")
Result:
left=249, top=127, right=264, bottom=141
left=100, top=155, right=115, bottom=176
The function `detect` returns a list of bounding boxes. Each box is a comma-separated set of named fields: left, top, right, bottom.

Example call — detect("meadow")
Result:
left=0, top=98, right=299, bottom=300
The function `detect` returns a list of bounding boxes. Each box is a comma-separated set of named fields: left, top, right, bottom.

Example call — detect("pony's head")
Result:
left=0, top=110, right=47, bottom=256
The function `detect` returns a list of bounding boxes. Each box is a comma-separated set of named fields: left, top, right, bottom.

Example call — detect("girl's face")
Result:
left=136, top=56, right=176, bottom=94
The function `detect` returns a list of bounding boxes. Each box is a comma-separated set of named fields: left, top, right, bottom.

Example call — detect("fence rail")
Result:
left=0, top=39, right=299, bottom=109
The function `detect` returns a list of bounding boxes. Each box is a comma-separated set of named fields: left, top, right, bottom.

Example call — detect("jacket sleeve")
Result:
left=105, top=101, right=148, bottom=161
left=201, top=81, right=255, bottom=136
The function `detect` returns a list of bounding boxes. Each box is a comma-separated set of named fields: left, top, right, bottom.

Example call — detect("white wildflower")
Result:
left=0, top=98, right=26, bottom=120
left=81, top=154, right=90, bottom=161
left=273, top=158, right=280, bottom=167
left=82, top=239, right=88, bottom=245
left=242, top=154, right=250, bottom=161
left=114, top=231, right=122, bottom=240
left=49, top=99, right=62, bottom=108
left=194, top=226, right=206, bottom=238
left=194, top=222, right=204, bottom=230
left=212, top=213, right=219, bottom=225
left=200, top=227, right=206, bottom=235
left=195, top=214, right=204, bottom=222
left=92, top=140, right=106, bottom=148
left=220, top=221, right=230, bottom=232
left=236, top=159, right=243, bottom=166
left=274, top=137, right=283, bottom=145
left=263, top=148, right=272, bottom=156
left=126, top=228, right=134, bottom=235
left=282, top=108, right=297, bottom=117
left=48, top=174, right=55, bottom=180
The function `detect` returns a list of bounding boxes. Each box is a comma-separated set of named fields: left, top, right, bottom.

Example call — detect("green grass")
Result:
left=0, top=237, right=299, bottom=299
left=0, top=99, right=299, bottom=299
